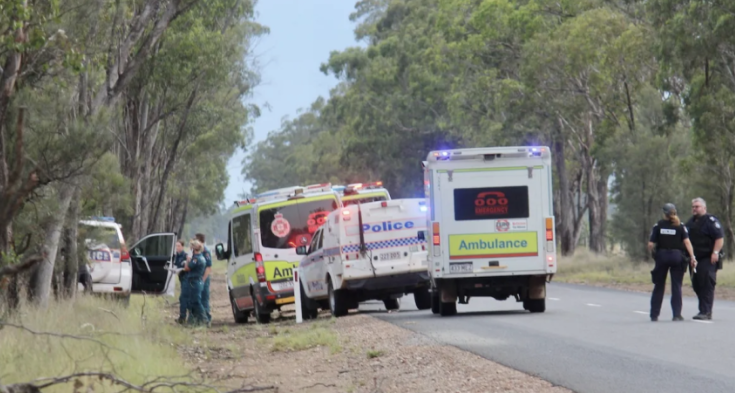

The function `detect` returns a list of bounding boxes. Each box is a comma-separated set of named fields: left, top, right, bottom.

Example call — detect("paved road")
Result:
left=358, top=283, right=735, bottom=393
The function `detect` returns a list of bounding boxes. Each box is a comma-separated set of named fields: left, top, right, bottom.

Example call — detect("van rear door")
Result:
left=440, top=166, right=547, bottom=273
left=355, top=199, right=426, bottom=274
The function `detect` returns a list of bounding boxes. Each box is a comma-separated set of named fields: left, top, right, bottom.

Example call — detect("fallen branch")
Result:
left=1, top=372, right=276, bottom=393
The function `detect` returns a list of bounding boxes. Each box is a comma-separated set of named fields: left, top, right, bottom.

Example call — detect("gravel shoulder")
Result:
left=166, top=273, right=572, bottom=393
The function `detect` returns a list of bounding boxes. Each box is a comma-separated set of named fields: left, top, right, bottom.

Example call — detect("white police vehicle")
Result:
left=77, top=217, right=181, bottom=304
left=422, top=146, right=557, bottom=316
left=296, top=198, right=431, bottom=317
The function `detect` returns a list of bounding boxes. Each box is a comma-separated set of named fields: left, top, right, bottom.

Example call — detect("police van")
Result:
left=214, top=183, right=340, bottom=324
left=338, top=181, right=391, bottom=207
left=296, top=198, right=431, bottom=317
left=422, top=146, right=557, bottom=316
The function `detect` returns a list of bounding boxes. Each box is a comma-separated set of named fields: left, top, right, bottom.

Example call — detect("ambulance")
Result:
left=214, top=183, right=340, bottom=324
left=338, top=181, right=391, bottom=207
left=296, top=198, right=431, bottom=318
left=422, top=146, right=557, bottom=316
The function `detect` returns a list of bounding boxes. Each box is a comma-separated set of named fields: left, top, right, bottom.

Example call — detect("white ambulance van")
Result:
left=422, top=146, right=557, bottom=316
left=214, top=183, right=340, bottom=324
left=296, top=198, right=431, bottom=318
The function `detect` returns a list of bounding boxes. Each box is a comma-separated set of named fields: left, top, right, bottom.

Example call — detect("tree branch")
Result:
left=0, top=254, right=42, bottom=278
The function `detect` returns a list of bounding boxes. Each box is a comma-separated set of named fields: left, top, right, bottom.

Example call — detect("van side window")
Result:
left=308, top=231, right=320, bottom=254
left=232, top=214, right=253, bottom=257
left=316, top=229, right=324, bottom=250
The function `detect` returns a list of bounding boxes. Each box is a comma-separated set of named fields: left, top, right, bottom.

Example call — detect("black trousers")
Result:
left=692, top=256, right=717, bottom=315
left=650, top=249, right=685, bottom=318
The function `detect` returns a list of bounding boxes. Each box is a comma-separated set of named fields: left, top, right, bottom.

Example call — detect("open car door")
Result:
left=130, top=232, right=176, bottom=296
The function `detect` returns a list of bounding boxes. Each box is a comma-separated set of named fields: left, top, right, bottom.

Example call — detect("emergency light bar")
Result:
left=428, top=146, right=549, bottom=161
left=91, top=216, right=116, bottom=222
left=344, top=181, right=384, bottom=195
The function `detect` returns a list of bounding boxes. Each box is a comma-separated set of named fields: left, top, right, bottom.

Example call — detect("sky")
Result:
left=222, top=1, right=364, bottom=204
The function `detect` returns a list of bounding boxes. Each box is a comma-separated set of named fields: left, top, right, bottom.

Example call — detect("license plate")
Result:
left=449, top=262, right=473, bottom=273
left=270, top=280, right=294, bottom=291
left=379, top=251, right=401, bottom=261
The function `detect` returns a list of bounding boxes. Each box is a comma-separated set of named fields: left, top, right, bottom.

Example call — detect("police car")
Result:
left=296, top=198, right=431, bottom=317
left=338, top=181, right=391, bottom=207
left=77, top=217, right=132, bottom=303
left=422, top=146, right=557, bottom=316
left=214, top=183, right=341, bottom=324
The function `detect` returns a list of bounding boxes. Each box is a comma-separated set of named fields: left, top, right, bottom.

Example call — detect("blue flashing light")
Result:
left=93, top=216, right=116, bottom=222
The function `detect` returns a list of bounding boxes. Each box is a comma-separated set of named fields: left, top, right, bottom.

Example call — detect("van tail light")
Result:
left=432, top=222, right=441, bottom=257
left=120, top=245, right=130, bottom=263
left=255, top=252, right=266, bottom=282
left=545, top=218, right=554, bottom=241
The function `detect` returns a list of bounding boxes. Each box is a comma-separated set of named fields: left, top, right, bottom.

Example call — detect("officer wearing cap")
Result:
left=648, top=203, right=697, bottom=322
left=685, top=197, right=724, bottom=320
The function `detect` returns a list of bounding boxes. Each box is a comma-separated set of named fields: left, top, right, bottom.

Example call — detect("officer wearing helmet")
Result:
left=648, top=203, right=697, bottom=322
left=685, top=197, right=724, bottom=320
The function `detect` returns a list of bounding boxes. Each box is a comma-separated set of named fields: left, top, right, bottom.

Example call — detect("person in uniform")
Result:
left=173, top=240, right=189, bottom=324
left=685, top=197, right=724, bottom=320
left=648, top=203, right=697, bottom=322
left=184, top=239, right=208, bottom=326
left=195, top=233, right=212, bottom=326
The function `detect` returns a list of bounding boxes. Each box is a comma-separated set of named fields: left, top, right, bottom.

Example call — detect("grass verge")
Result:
left=0, top=293, right=190, bottom=392
left=262, top=318, right=341, bottom=354
left=557, top=249, right=735, bottom=288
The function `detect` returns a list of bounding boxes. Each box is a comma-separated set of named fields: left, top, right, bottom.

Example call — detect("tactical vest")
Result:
left=655, top=220, right=685, bottom=251
left=687, top=215, right=714, bottom=259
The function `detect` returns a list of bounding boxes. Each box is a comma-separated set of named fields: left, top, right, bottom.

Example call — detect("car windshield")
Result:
left=79, top=225, right=121, bottom=249
left=259, top=198, right=339, bottom=249
left=342, top=195, right=388, bottom=206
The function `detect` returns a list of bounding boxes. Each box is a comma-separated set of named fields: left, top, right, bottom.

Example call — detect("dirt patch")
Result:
left=166, top=273, right=572, bottom=393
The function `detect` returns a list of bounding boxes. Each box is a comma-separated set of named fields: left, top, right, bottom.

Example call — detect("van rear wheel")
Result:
left=414, top=287, right=432, bottom=310
left=328, top=281, right=349, bottom=317
left=300, top=282, right=318, bottom=320
left=439, top=300, right=457, bottom=316
left=430, top=289, right=440, bottom=314
left=230, top=293, right=249, bottom=324
left=524, top=298, right=546, bottom=313
left=251, top=293, right=271, bottom=324
left=383, top=298, right=400, bottom=311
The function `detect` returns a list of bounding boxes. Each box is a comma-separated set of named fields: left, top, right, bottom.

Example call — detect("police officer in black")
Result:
left=648, top=203, right=697, bottom=322
left=685, top=197, right=724, bottom=320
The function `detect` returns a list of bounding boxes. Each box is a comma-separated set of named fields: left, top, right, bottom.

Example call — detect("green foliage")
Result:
left=242, top=0, right=735, bottom=259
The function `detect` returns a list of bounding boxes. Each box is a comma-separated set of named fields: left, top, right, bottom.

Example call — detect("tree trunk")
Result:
left=61, top=189, right=81, bottom=299
left=552, top=132, right=575, bottom=256
left=28, top=183, right=75, bottom=307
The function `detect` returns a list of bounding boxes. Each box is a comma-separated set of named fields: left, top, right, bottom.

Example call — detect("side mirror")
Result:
left=296, top=246, right=307, bottom=255
left=215, top=243, right=226, bottom=260
left=417, top=230, right=426, bottom=241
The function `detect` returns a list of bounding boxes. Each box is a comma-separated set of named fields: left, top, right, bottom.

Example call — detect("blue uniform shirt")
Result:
left=202, top=246, right=212, bottom=269
left=174, top=251, right=188, bottom=268
left=187, top=253, right=207, bottom=281
left=649, top=222, right=690, bottom=243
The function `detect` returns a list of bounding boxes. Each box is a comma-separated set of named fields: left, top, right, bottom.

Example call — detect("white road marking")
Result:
left=634, top=311, right=648, bottom=315
left=693, top=320, right=714, bottom=324
left=586, top=303, right=602, bottom=307
left=548, top=297, right=560, bottom=301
